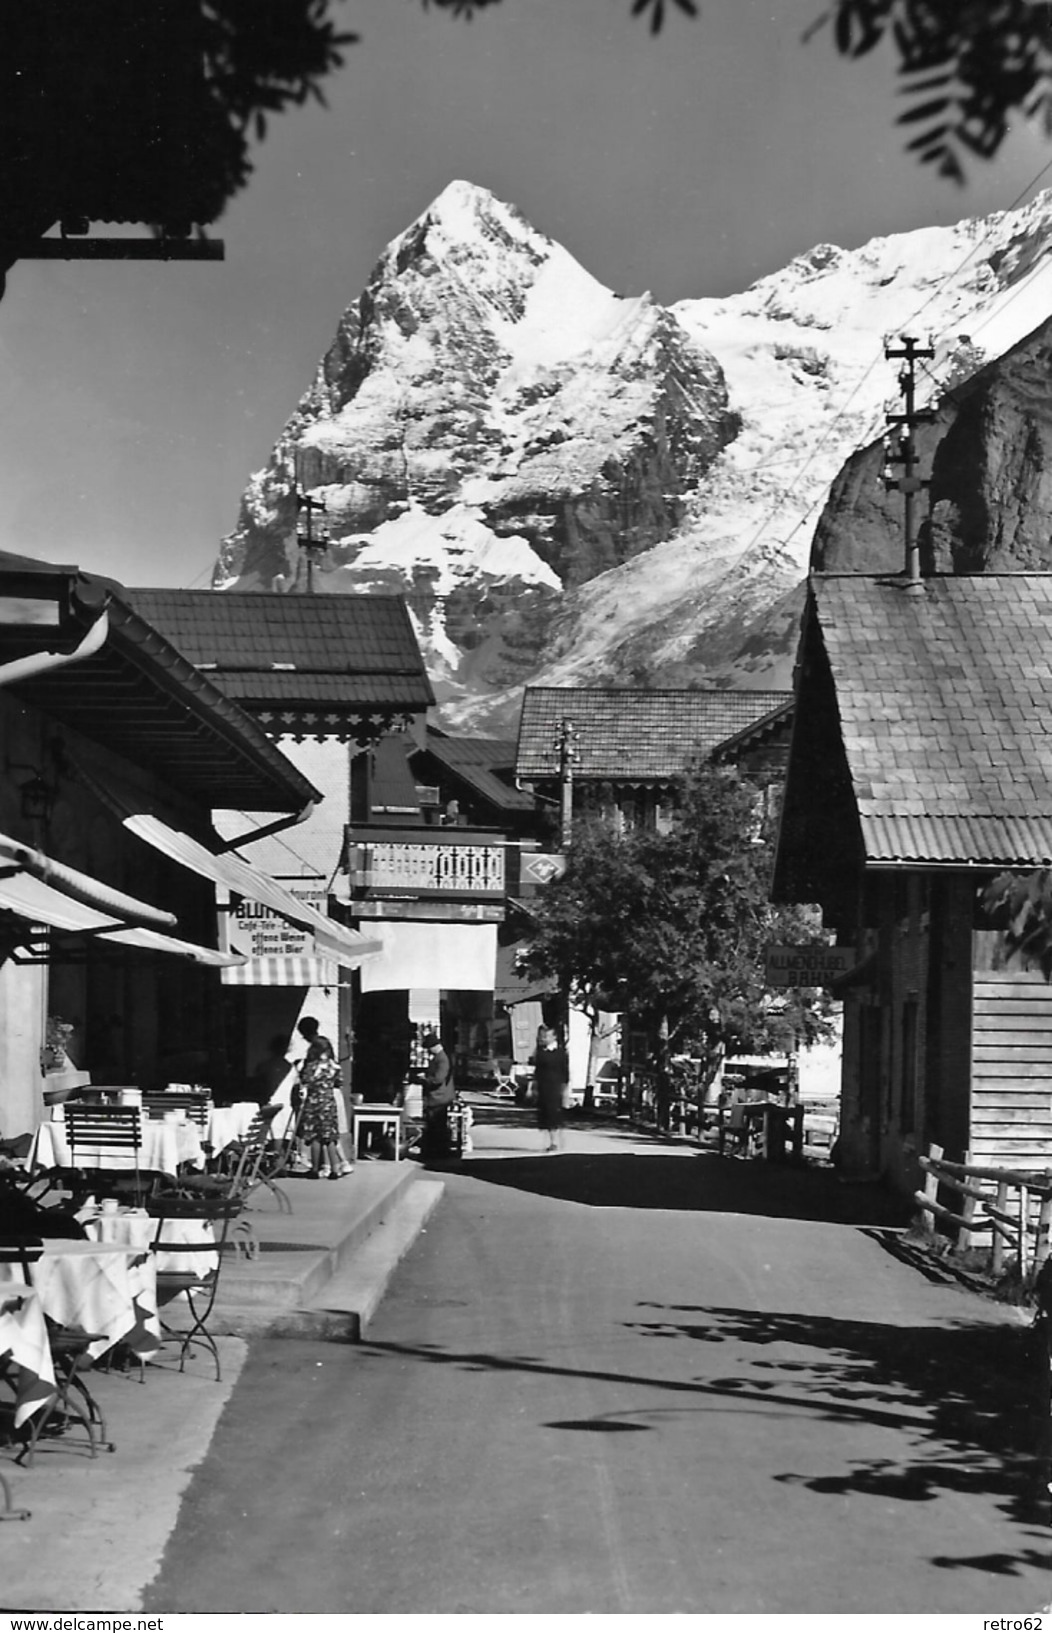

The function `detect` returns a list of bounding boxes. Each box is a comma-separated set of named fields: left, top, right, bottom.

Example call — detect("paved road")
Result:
left=144, top=1107, right=1052, bottom=1615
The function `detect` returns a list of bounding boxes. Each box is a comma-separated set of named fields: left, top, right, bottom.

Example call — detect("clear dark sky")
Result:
left=2, top=0, right=1049, bottom=588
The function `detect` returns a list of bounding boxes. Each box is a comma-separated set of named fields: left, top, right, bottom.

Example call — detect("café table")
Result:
left=0, top=1286, right=57, bottom=1430
left=351, top=1102, right=404, bottom=1162
left=28, top=1111, right=205, bottom=1178
left=77, top=1205, right=219, bottom=1278
left=205, top=1101, right=263, bottom=1157
left=0, top=1240, right=161, bottom=1362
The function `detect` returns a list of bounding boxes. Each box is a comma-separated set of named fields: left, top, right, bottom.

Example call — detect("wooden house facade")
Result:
left=775, top=573, right=1052, bottom=1196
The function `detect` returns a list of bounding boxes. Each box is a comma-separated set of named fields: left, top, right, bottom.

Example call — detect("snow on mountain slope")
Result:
left=216, top=182, right=1052, bottom=729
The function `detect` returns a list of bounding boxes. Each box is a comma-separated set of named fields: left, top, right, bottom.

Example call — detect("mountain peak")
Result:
left=216, top=181, right=1052, bottom=732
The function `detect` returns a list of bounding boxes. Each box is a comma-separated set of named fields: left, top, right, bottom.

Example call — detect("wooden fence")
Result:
left=914, top=1142, right=1052, bottom=1282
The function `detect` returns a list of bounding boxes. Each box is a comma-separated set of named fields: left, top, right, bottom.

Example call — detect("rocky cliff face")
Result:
left=216, top=182, right=1052, bottom=730
left=814, top=317, right=1052, bottom=576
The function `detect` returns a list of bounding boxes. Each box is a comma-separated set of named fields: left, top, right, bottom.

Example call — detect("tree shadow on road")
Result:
left=362, top=1294, right=1051, bottom=1571
left=451, top=1148, right=913, bottom=1226
left=626, top=1299, right=1052, bottom=1564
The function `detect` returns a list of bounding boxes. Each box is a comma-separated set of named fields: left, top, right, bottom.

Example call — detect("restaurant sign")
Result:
left=765, top=945, right=856, bottom=988
left=218, top=885, right=326, bottom=960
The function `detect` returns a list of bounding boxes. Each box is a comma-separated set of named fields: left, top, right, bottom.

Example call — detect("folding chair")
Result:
left=63, top=1104, right=144, bottom=1205
left=146, top=1199, right=237, bottom=1382
left=0, top=1239, right=114, bottom=1465
left=207, top=1103, right=292, bottom=1215
left=153, top=1104, right=287, bottom=1256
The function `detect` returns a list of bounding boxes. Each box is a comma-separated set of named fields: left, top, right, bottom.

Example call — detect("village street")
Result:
left=140, top=1105, right=1052, bottom=1617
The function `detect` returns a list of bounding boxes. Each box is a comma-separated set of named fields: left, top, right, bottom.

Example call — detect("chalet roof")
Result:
left=516, top=687, right=793, bottom=782
left=814, top=574, right=1052, bottom=865
left=125, top=589, right=434, bottom=714
left=0, top=555, right=319, bottom=812
left=421, top=730, right=535, bottom=813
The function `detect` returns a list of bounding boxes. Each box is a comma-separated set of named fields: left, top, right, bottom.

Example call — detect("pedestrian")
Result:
left=534, top=1025, right=569, bottom=1153
left=421, top=1029, right=455, bottom=1157
left=295, top=1017, right=348, bottom=1180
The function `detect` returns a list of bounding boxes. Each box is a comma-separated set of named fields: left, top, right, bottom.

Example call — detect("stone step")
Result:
left=211, top=1175, right=443, bottom=1341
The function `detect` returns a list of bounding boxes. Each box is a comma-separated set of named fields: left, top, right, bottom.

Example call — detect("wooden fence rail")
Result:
left=914, top=1142, right=1052, bottom=1281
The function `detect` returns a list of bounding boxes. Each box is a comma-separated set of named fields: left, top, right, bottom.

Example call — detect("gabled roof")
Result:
left=0, top=556, right=319, bottom=812
left=125, top=589, right=434, bottom=713
left=420, top=730, right=535, bottom=813
left=812, top=574, right=1052, bottom=865
left=516, top=687, right=794, bottom=782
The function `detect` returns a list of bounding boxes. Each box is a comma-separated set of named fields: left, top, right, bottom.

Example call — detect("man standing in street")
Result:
left=421, top=1029, right=455, bottom=1158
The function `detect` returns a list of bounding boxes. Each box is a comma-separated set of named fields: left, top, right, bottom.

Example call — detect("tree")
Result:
left=428, top=2, right=1052, bottom=184
left=814, top=1, right=1052, bottom=184
left=0, top=1, right=357, bottom=290
left=524, top=763, right=835, bottom=1119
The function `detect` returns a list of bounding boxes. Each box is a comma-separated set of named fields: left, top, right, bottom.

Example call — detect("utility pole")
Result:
left=295, top=480, right=329, bottom=594
left=554, top=717, right=579, bottom=850
left=883, top=335, right=934, bottom=588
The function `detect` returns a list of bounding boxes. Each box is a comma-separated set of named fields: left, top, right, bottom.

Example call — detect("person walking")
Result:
left=534, top=1025, right=569, bottom=1153
left=295, top=1017, right=347, bottom=1180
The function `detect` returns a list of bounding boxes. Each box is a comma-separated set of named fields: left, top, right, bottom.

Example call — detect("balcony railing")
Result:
left=347, top=828, right=506, bottom=900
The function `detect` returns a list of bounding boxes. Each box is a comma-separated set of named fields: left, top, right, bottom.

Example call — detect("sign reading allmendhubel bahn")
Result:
left=764, top=945, right=855, bottom=988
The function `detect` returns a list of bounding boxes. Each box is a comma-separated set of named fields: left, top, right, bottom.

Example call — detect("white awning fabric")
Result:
left=0, top=871, right=122, bottom=934
left=124, top=813, right=382, bottom=968
left=0, top=831, right=176, bottom=928
left=219, top=954, right=345, bottom=987
left=0, top=867, right=246, bottom=967
left=360, top=921, right=497, bottom=993
left=97, top=927, right=246, bottom=967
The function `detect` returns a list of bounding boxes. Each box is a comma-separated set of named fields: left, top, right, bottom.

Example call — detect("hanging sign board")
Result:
left=765, top=945, right=855, bottom=988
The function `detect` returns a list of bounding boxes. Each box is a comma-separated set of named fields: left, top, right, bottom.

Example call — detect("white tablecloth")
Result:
left=205, top=1102, right=262, bottom=1154
left=0, top=1286, right=57, bottom=1428
left=78, top=1206, right=219, bottom=1276
left=0, top=1240, right=161, bottom=1361
left=29, top=1116, right=205, bottom=1177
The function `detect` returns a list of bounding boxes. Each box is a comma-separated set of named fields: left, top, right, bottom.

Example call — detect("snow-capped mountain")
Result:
left=216, top=181, right=1052, bottom=729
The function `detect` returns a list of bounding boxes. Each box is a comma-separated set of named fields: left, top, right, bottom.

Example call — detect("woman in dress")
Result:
left=534, top=1025, right=569, bottom=1153
left=295, top=1017, right=346, bottom=1180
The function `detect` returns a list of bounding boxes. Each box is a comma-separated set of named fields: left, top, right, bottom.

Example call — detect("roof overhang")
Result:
left=0, top=562, right=320, bottom=811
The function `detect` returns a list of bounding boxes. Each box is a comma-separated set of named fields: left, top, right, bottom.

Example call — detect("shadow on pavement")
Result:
left=448, top=1148, right=913, bottom=1226
left=362, top=1299, right=1051, bottom=1566
left=625, top=1299, right=1052, bottom=1560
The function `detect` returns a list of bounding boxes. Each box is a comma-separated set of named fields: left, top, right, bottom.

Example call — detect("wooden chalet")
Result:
left=775, top=572, right=1052, bottom=1196
left=515, top=686, right=794, bottom=831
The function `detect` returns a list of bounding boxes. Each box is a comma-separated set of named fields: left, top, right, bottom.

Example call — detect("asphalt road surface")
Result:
left=144, top=1107, right=1052, bottom=1615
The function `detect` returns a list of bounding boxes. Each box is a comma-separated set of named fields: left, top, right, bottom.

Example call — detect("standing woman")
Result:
left=296, top=1016, right=346, bottom=1180
left=534, top=1025, right=570, bottom=1153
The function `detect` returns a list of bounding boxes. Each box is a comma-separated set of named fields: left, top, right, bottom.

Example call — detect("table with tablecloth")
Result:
left=0, top=1286, right=57, bottom=1429
left=204, top=1102, right=263, bottom=1157
left=28, top=1114, right=205, bottom=1177
left=77, top=1206, right=219, bottom=1277
left=0, top=1241, right=160, bottom=1362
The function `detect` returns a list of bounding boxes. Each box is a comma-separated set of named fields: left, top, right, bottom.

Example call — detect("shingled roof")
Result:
left=125, top=589, right=434, bottom=713
left=516, top=687, right=793, bottom=782
left=813, top=574, right=1052, bottom=865
left=420, top=731, right=535, bottom=813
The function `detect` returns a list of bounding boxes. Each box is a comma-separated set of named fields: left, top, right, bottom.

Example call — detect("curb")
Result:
left=212, top=1178, right=444, bottom=1342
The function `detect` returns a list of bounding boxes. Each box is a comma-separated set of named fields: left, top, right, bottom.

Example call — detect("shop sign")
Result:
left=520, top=852, right=566, bottom=888
left=765, top=945, right=855, bottom=987
left=223, top=886, right=328, bottom=960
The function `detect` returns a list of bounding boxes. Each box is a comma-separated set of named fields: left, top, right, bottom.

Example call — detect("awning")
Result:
left=219, top=954, right=345, bottom=987
left=0, top=867, right=246, bottom=967
left=124, top=813, right=382, bottom=968
left=0, top=831, right=176, bottom=928
left=360, top=921, right=497, bottom=993
left=98, top=927, right=246, bottom=967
